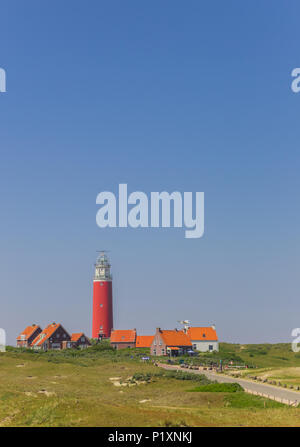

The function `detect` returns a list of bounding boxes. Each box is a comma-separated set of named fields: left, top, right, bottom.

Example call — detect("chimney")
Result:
left=211, top=324, right=216, bottom=330
left=156, top=327, right=161, bottom=333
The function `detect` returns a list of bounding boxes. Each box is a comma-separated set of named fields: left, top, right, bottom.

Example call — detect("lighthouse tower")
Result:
left=92, top=252, right=113, bottom=339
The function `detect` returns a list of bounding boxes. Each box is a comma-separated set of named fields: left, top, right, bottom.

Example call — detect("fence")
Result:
left=244, top=388, right=299, bottom=407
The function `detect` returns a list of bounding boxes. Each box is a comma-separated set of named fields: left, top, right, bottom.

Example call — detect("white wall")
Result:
left=191, top=340, right=219, bottom=352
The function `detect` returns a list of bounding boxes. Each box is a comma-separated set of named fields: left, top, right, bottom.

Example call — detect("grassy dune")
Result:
left=0, top=344, right=300, bottom=427
left=219, top=342, right=300, bottom=368
left=178, top=342, right=300, bottom=369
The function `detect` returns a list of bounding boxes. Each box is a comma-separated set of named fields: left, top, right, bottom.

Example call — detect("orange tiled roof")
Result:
left=17, top=325, right=41, bottom=341
left=136, top=335, right=154, bottom=348
left=31, top=323, right=61, bottom=347
left=110, top=330, right=136, bottom=343
left=71, top=333, right=84, bottom=342
left=159, top=330, right=192, bottom=347
left=187, top=327, right=218, bottom=341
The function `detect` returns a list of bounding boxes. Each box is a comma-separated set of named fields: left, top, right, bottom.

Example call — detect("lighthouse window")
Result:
left=100, top=304, right=103, bottom=307
left=100, top=325, right=103, bottom=329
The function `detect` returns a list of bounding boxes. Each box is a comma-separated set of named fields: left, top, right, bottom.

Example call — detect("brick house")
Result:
left=187, top=326, right=219, bottom=352
left=150, top=328, right=192, bottom=356
left=110, top=329, right=137, bottom=349
left=17, top=324, right=42, bottom=348
left=136, top=335, right=154, bottom=348
left=71, top=333, right=91, bottom=349
left=31, top=323, right=71, bottom=351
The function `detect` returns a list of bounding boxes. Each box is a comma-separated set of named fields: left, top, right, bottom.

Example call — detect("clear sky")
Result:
left=0, top=1, right=299, bottom=345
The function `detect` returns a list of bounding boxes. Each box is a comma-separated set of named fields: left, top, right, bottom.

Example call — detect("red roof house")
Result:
left=186, top=326, right=219, bottom=352
left=136, top=335, right=154, bottom=348
left=17, top=324, right=42, bottom=348
left=110, top=329, right=137, bottom=350
left=31, top=323, right=71, bottom=351
left=150, top=328, right=192, bottom=356
left=70, top=332, right=91, bottom=349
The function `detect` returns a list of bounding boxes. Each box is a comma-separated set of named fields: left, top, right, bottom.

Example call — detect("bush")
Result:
left=131, top=369, right=212, bottom=385
left=132, top=372, right=152, bottom=382
left=89, top=341, right=115, bottom=352
left=189, top=382, right=243, bottom=393
left=160, top=370, right=211, bottom=384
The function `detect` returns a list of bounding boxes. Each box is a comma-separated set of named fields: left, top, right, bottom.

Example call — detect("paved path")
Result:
left=158, top=364, right=300, bottom=406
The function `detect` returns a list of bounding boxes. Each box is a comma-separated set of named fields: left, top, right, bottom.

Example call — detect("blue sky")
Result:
left=0, top=1, right=299, bottom=345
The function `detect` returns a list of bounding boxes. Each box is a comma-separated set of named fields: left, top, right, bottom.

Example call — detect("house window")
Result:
left=203, top=334, right=206, bottom=337
left=193, top=344, right=197, bottom=350
left=153, top=349, right=156, bottom=355
left=56, top=333, right=60, bottom=338
left=159, top=341, right=162, bottom=346
left=209, top=345, right=213, bottom=351
left=154, top=341, right=156, bottom=346
left=161, top=349, right=165, bottom=355
left=51, top=343, right=61, bottom=350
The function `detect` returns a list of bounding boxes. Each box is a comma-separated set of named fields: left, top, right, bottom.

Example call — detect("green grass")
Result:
left=189, top=383, right=243, bottom=393
left=224, top=393, right=284, bottom=409
left=223, top=343, right=300, bottom=368
left=9, top=341, right=299, bottom=370
left=1, top=343, right=300, bottom=427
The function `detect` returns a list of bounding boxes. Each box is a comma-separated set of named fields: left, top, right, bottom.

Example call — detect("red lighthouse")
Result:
left=92, top=252, right=113, bottom=339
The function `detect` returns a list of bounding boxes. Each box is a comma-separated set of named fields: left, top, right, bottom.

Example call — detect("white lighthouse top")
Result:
left=94, top=251, right=112, bottom=281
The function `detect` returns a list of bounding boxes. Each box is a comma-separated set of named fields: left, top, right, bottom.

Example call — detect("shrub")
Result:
left=189, top=382, right=243, bottom=393
left=132, top=372, right=152, bottom=382
left=131, top=369, right=212, bottom=385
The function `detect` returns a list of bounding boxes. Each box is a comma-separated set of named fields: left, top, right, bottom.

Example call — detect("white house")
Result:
left=186, top=325, right=219, bottom=352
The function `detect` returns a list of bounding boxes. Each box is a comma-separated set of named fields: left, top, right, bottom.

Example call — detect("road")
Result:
left=159, top=363, right=300, bottom=406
